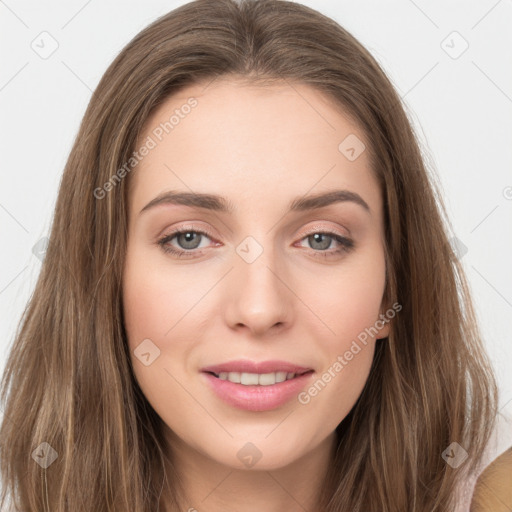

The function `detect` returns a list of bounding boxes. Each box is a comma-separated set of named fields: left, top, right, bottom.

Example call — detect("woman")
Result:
left=0, top=0, right=502, bottom=510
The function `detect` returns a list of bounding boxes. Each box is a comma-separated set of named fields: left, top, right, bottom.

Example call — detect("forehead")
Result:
left=129, top=78, right=381, bottom=217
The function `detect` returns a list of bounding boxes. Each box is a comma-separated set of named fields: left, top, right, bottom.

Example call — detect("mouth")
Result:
left=204, top=369, right=313, bottom=386
left=200, top=360, right=315, bottom=411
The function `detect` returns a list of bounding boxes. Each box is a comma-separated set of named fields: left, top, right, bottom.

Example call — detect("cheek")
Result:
left=122, top=243, right=206, bottom=344
left=299, top=341, right=375, bottom=437
left=122, top=247, right=196, bottom=420
left=294, top=244, right=385, bottom=419
left=296, top=275, right=384, bottom=431
left=122, top=243, right=216, bottom=394
left=301, top=241, right=387, bottom=347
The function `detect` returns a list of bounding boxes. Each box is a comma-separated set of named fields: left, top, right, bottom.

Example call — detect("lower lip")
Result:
left=201, top=371, right=314, bottom=411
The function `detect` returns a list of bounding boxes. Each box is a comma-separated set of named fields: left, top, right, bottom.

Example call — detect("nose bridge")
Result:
left=236, top=233, right=283, bottom=300
left=225, top=233, right=291, bottom=333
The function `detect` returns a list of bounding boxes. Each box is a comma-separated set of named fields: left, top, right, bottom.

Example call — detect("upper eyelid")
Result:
left=161, top=225, right=350, bottom=247
left=161, top=218, right=351, bottom=238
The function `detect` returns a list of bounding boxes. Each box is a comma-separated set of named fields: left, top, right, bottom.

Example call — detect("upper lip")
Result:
left=201, top=359, right=313, bottom=375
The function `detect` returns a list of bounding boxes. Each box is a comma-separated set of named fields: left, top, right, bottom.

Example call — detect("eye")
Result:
left=157, top=227, right=355, bottom=259
left=295, top=231, right=354, bottom=259
left=157, top=227, right=217, bottom=258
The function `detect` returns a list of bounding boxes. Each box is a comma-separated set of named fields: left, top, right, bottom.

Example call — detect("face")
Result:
left=122, top=78, right=390, bottom=472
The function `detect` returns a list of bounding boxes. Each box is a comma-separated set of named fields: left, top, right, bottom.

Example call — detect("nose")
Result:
left=223, top=241, right=293, bottom=337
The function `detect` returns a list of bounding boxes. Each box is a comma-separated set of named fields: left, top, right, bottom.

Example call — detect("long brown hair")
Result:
left=0, top=0, right=498, bottom=510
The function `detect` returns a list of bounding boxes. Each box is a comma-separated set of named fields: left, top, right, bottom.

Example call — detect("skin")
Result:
left=470, top=447, right=512, bottom=511
left=122, top=77, right=391, bottom=512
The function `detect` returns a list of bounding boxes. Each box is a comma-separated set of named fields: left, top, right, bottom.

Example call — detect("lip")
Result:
left=201, top=359, right=314, bottom=412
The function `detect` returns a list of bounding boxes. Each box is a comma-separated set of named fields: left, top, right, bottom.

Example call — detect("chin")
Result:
left=198, top=429, right=318, bottom=471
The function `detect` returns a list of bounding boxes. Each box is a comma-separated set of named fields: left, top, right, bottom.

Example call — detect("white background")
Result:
left=1, top=0, right=511, bottom=453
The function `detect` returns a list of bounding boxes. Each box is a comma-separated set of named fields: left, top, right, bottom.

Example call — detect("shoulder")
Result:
left=470, top=446, right=512, bottom=512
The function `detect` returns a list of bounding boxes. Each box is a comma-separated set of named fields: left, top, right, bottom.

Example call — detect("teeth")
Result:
left=241, top=372, right=259, bottom=385
left=216, top=371, right=296, bottom=385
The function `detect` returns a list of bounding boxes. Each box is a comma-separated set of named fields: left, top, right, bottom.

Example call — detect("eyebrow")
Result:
left=139, top=189, right=371, bottom=216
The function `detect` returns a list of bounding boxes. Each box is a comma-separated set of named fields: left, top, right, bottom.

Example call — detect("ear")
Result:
left=376, top=317, right=390, bottom=339
left=375, top=301, right=394, bottom=340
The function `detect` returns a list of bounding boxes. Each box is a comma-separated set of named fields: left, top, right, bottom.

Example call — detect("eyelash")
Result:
left=157, top=226, right=355, bottom=260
